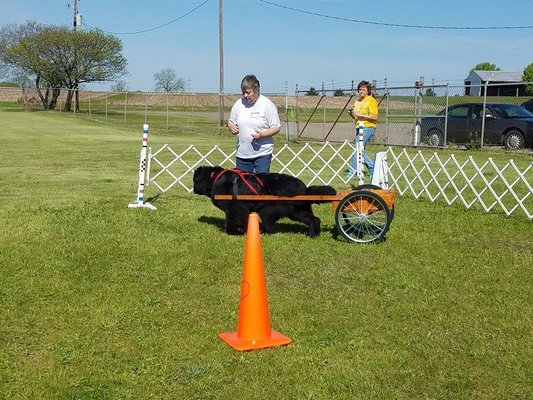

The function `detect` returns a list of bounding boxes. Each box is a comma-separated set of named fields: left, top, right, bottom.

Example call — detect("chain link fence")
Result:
left=1, top=81, right=532, bottom=149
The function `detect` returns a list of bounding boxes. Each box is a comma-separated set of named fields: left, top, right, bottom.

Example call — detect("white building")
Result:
left=464, top=70, right=524, bottom=96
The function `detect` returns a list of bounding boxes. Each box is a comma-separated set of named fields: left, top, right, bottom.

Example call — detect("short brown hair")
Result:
left=357, top=80, right=372, bottom=95
left=241, top=75, right=260, bottom=94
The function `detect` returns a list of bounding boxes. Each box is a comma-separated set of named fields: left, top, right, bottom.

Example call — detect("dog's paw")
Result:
left=306, top=230, right=320, bottom=238
left=225, top=226, right=245, bottom=235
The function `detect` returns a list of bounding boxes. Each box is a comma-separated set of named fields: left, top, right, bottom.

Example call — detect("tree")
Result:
left=469, top=62, right=501, bottom=74
left=425, top=88, right=437, bottom=97
left=0, top=22, right=42, bottom=85
left=333, top=89, right=345, bottom=97
left=2, top=23, right=62, bottom=110
left=1, top=23, right=127, bottom=111
left=305, top=87, right=319, bottom=96
left=522, top=62, right=533, bottom=95
left=153, top=68, right=185, bottom=92
left=69, top=29, right=127, bottom=111
left=111, top=79, right=128, bottom=92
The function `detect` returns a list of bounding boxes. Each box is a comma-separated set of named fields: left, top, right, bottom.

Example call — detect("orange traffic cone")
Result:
left=219, top=212, right=292, bottom=351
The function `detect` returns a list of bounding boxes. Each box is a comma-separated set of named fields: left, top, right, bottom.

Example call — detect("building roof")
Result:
left=470, top=70, right=523, bottom=82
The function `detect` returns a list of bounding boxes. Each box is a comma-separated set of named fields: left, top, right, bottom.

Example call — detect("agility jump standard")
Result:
left=128, top=124, right=157, bottom=210
left=356, top=122, right=365, bottom=186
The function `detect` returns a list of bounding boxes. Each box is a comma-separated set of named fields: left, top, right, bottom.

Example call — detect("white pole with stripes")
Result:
left=356, top=121, right=365, bottom=186
left=128, top=124, right=157, bottom=210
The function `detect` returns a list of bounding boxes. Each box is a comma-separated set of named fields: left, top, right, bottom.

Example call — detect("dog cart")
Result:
left=214, top=184, right=394, bottom=244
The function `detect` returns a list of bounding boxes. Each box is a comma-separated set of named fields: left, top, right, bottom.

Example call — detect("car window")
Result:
left=448, top=105, right=469, bottom=118
left=521, top=100, right=533, bottom=112
left=492, top=104, right=533, bottom=118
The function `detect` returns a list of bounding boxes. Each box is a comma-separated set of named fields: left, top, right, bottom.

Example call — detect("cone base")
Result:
left=219, top=330, right=292, bottom=351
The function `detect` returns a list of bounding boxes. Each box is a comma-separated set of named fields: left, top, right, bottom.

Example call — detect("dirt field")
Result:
left=0, top=87, right=415, bottom=110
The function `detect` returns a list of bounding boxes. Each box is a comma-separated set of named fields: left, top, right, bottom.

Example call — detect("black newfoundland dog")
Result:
left=193, top=166, right=337, bottom=237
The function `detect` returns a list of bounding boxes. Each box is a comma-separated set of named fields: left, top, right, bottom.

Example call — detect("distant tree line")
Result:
left=303, top=87, right=346, bottom=96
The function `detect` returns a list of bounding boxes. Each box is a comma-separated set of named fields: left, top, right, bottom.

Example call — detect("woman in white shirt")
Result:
left=228, top=75, right=281, bottom=174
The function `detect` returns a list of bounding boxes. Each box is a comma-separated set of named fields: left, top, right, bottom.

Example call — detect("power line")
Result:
left=258, top=0, right=533, bottom=30
left=84, top=0, right=210, bottom=35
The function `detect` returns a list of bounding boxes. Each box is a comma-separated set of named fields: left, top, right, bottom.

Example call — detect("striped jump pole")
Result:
left=128, top=124, right=157, bottom=210
left=356, top=122, right=365, bottom=186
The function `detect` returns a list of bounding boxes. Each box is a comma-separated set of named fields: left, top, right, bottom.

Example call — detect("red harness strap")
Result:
left=211, top=169, right=264, bottom=196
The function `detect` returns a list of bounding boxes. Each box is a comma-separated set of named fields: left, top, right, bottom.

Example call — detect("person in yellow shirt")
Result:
left=347, top=80, right=378, bottom=178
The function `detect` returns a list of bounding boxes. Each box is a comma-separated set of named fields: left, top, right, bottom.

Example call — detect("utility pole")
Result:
left=68, top=0, right=81, bottom=32
left=70, top=0, right=81, bottom=112
left=219, top=0, right=224, bottom=128
left=73, top=0, right=78, bottom=31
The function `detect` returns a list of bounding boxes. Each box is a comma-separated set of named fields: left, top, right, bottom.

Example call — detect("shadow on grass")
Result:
left=198, top=215, right=225, bottom=232
left=145, top=194, right=161, bottom=203
left=198, top=214, right=341, bottom=239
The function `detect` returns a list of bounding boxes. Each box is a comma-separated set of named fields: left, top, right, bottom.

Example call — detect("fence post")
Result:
left=384, top=78, right=389, bottom=145
left=285, top=81, right=289, bottom=141
left=144, top=93, right=148, bottom=125
left=295, top=84, right=300, bottom=139
left=124, top=92, right=128, bottom=124
left=413, top=76, right=424, bottom=146
left=322, top=82, right=327, bottom=138
left=480, top=80, right=489, bottom=151
left=444, top=84, right=449, bottom=146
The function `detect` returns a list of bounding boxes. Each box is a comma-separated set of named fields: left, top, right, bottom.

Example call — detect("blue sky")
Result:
left=1, top=0, right=532, bottom=93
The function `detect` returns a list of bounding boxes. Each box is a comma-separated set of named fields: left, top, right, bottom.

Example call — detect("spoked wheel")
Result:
left=503, top=130, right=525, bottom=150
left=352, top=184, right=395, bottom=222
left=335, top=190, right=391, bottom=244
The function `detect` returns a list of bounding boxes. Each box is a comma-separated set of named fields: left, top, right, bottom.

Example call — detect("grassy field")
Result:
left=1, top=111, right=532, bottom=399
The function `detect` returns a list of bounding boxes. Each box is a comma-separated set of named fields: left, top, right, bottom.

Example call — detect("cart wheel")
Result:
left=352, top=184, right=395, bottom=221
left=335, top=190, right=391, bottom=244
left=353, top=184, right=382, bottom=191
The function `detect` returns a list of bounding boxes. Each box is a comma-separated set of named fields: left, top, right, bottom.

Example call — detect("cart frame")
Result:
left=214, top=185, right=395, bottom=244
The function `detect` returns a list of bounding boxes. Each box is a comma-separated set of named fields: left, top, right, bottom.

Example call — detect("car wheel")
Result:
left=423, top=129, right=444, bottom=147
left=503, top=130, right=525, bottom=150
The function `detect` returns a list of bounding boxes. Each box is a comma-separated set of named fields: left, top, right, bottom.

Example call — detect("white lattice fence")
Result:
left=145, top=142, right=533, bottom=219
left=147, top=142, right=358, bottom=193
left=387, top=149, right=533, bottom=218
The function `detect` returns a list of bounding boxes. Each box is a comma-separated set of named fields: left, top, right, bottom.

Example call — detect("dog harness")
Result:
left=211, top=169, right=264, bottom=197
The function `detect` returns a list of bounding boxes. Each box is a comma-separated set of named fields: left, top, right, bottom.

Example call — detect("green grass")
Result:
left=1, top=111, right=532, bottom=399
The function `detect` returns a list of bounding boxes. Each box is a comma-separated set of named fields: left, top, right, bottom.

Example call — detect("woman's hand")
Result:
left=228, top=122, right=239, bottom=135
left=251, top=130, right=263, bottom=140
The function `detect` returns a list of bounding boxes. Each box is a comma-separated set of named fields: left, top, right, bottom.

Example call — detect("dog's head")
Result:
left=193, top=166, right=224, bottom=196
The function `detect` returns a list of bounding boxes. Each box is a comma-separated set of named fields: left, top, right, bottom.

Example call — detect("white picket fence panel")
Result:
left=145, top=142, right=532, bottom=219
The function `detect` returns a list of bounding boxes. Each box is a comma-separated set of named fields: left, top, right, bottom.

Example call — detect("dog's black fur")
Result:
left=193, top=166, right=337, bottom=237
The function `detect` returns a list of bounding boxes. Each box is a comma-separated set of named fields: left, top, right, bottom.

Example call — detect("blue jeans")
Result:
left=236, top=154, right=272, bottom=174
left=350, top=127, right=375, bottom=176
